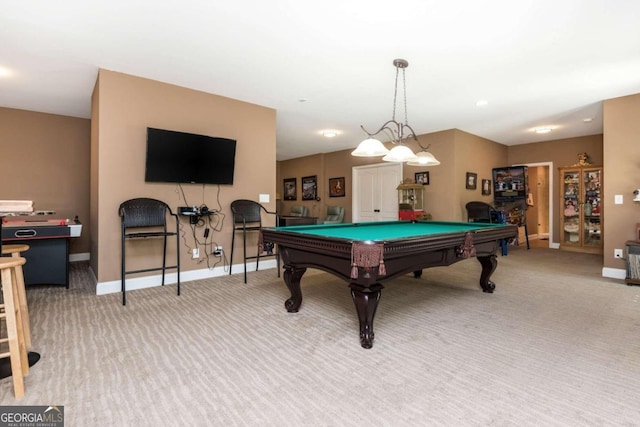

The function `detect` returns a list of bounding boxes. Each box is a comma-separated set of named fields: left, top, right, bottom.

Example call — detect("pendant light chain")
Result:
left=402, top=67, right=408, bottom=127
left=353, top=58, right=439, bottom=165
left=392, top=66, right=400, bottom=122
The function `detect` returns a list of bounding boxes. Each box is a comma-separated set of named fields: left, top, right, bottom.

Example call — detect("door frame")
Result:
left=519, top=161, right=557, bottom=249
left=352, top=162, right=403, bottom=223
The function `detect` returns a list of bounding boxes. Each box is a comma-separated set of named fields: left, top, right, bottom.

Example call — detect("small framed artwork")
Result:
left=283, top=178, right=297, bottom=200
left=329, top=177, right=346, bottom=197
left=482, top=179, right=492, bottom=195
left=302, top=175, right=318, bottom=201
left=466, top=172, right=477, bottom=190
left=415, top=171, right=430, bottom=185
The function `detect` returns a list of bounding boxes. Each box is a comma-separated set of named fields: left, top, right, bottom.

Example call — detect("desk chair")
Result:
left=465, top=201, right=508, bottom=256
left=230, top=199, right=279, bottom=283
left=119, top=198, right=180, bottom=306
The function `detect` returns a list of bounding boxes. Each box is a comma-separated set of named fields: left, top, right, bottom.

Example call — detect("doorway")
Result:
left=352, top=162, right=402, bottom=222
left=522, top=162, right=555, bottom=248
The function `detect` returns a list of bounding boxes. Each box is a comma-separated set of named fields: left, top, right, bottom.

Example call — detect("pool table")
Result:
left=261, top=220, right=518, bottom=349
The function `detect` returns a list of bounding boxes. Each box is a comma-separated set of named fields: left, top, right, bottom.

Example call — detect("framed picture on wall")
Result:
left=283, top=178, right=297, bottom=200
left=482, top=179, right=492, bottom=195
left=415, top=171, right=430, bottom=185
left=302, top=175, right=318, bottom=201
left=466, top=172, right=477, bottom=190
left=329, top=177, right=346, bottom=197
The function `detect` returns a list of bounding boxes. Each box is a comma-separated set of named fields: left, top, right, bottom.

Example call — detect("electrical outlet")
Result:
left=614, top=249, right=624, bottom=259
left=192, top=248, right=200, bottom=259
left=213, top=246, right=223, bottom=256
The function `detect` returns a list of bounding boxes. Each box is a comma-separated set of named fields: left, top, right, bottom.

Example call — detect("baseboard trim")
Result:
left=94, top=258, right=624, bottom=292
left=96, top=259, right=278, bottom=295
left=70, top=252, right=90, bottom=262
left=602, top=267, right=626, bottom=280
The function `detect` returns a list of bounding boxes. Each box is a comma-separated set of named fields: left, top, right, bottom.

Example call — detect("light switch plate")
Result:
left=259, top=193, right=270, bottom=203
left=614, top=194, right=623, bottom=205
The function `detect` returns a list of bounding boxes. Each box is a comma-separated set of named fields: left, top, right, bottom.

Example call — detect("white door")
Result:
left=352, top=163, right=402, bottom=222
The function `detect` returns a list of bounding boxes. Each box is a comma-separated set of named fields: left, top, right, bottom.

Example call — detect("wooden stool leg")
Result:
left=9, top=254, right=31, bottom=350
left=1, top=267, right=25, bottom=399
left=11, top=267, right=29, bottom=376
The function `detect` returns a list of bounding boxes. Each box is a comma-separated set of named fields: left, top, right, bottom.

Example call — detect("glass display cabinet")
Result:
left=559, top=165, right=603, bottom=254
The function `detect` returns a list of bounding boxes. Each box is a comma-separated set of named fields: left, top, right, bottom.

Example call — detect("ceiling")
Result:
left=2, top=1, right=640, bottom=161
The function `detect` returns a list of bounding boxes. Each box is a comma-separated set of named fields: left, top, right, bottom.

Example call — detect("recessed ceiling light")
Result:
left=322, top=130, right=339, bottom=138
left=0, top=66, right=13, bottom=78
left=475, top=100, right=488, bottom=107
left=534, top=127, right=552, bottom=134
left=583, top=118, right=593, bottom=123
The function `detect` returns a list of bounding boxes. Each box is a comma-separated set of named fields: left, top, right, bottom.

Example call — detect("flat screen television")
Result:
left=145, top=127, right=236, bottom=185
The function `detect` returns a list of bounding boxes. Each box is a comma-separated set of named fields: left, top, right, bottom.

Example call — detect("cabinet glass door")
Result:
left=562, top=169, right=581, bottom=245
left=582, top=168, right=602, bottom=248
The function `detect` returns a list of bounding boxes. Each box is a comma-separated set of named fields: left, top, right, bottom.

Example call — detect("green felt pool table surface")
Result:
left=274, top=220, right=507, bottom=241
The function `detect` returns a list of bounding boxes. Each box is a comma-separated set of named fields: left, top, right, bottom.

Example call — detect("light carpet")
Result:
left=1, top=246, right=639, bottom=426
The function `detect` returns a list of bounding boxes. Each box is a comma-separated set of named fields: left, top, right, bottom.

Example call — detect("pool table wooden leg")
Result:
left=349, top=283, right=383, bottom=349
left=283, top=266, right=306, bottom=312
left=477, top=254, right=497, bottom=293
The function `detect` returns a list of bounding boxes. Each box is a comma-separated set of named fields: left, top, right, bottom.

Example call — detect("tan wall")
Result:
left=507, top=134, right=604, bottom=245
left=527, top=165, right=550, bottom=237
left=4, top=84, right=629, bottom=283
left=0, top=107, right=91, bottom=254
left=409, top=130, right=457, bottom=220
left=277, top=130, right=605, bottom=246
left=277, top=153, right=325, bottom=220
left=603, top=93, right=640, bottom=270
left=276, top=129, right=509, bottom=223
left=526, top=167, right=540, bottom=235
left=453, top=129, right=509, bottom=221
left=93, top=70, right=276, bottom=283
left=90, top=78, right=100, bottom=276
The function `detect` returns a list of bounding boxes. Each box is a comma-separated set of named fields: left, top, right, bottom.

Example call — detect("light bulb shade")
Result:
left=382, top=144, right=418, bottom=162
left=351, top=138, right=390, bottom=157
left=406, top=151, right=441, bottom=166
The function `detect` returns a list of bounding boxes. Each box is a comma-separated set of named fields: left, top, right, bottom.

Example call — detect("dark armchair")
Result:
left=289, top=205, right=308, bottom=217
left=323, top=206, right=345, bottom=224
left=465, top=201, right=509, bottom=255
left=465, top=201, right=494, bottom=223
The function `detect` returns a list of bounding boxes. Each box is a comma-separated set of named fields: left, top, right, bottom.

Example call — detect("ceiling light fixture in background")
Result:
left=322, top=130, right=339, bottom=138
left=0, top=66, right=13, bottom=78
left=352, top=59, right=439, bottom=165
left=534, top=127, right=552, bottom=134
